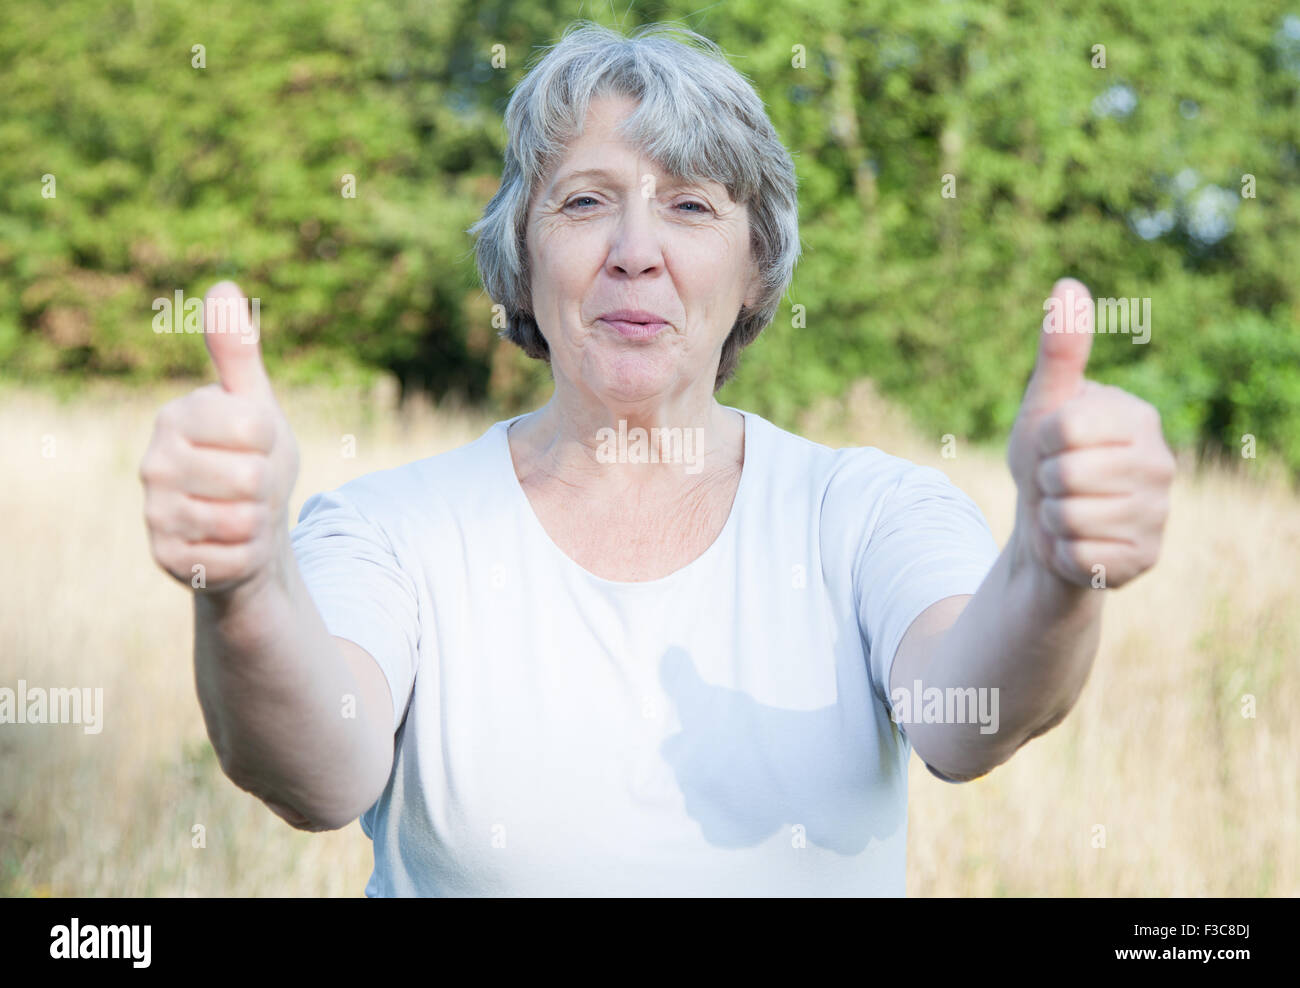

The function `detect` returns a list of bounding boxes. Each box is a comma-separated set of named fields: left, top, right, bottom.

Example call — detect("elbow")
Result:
left=906, top=722, right=1014, bottom=782
left=246, top=780, right=362, bottom=832
left=924, top=760, right=992, bottom=784
left=250, top=778, right=371, bottom=832
left=1022, top=703, right=1072, bottom=743
left=214, top=722, right=391, bottom=833
left=917, top=710, right=1071, bottom=782
left=220, top=755, right=361, bottom=833
left=265, top=798, right=355, bottom=833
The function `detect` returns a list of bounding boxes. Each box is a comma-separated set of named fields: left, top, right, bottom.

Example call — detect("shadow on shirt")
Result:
left=657, top=645, right=904, bottom=854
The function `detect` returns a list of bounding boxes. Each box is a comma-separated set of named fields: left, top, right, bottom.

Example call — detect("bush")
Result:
left=2, top=0, right=1297, bottom=477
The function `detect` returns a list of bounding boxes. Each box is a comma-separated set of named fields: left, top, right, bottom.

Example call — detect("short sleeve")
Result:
left=854, top=463, right=1000, bottom=707
left=290, top=488, right=420, bottom=733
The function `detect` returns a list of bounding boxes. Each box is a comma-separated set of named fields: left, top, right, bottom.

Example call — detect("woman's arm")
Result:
left=890, top=536, right=1105, bottom=781
left=142, top=282, right=394, bottom=830
left=889, top=278, right=1174, bottom=780
left=194, top=540, right=395, bottom=831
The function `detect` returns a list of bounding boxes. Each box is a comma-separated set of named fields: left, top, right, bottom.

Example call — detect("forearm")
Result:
left=900, top=525, right=1104, bottom=780
left=193, top=532, right=391, bottom=829
left=889, top=276, right=1172, bottom=781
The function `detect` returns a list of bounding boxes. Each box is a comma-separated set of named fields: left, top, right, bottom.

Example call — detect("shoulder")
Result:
left=742, top=408, right=924, bottom=517
left=742, top=410, right=991, bottom=578
left=295, top=418, right=512, bottom=534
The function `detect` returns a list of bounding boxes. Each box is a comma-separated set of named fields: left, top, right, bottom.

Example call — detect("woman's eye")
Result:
left=563, top=196, right=710, bottom=213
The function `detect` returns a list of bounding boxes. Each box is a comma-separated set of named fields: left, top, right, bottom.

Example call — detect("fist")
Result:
left=139, top=282, right=300, bottom=593
left=1006, top=279, right=1175, bottom=589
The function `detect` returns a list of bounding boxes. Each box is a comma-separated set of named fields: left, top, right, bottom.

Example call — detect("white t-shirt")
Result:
left=289, top=406, right=1000, bottom=896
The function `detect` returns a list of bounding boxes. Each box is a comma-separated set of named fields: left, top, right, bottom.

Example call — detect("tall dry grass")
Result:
left=1, top=378, right=1296, bottom=896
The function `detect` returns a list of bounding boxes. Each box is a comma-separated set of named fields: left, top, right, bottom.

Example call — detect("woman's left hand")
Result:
left=1005, top=278, right=1176, bottom=589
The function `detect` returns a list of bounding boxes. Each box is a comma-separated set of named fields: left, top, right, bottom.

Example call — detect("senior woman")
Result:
left=140, top=21, right=1174, bottom=896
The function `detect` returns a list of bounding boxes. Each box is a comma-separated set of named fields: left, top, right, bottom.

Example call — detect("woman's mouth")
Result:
left=599, top=317, right=670, bottom=340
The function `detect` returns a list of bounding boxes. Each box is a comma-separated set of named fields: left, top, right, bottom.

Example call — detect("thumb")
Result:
left=1022, top=277, right=1094, bottom=416
left=202, top=281, right=272, bottom=399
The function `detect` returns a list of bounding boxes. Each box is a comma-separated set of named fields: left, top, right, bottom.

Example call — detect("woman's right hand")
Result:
left=139, top=281, right=300, bottom=596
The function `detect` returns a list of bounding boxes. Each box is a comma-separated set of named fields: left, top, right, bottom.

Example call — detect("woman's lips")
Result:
left=600, top=317, right=669, bottom=340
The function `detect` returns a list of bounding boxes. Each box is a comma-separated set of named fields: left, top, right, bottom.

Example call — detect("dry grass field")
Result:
left=1, top=377, right=1296, bottom=896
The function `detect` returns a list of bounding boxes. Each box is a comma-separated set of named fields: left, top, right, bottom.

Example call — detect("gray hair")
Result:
left=467, top=19, right=801, bottom=391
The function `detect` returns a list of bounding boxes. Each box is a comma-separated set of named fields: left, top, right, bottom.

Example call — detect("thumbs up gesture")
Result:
left=1006, top=279, right=1175, bottom=589
left=140, top=282, right=300, bottom=594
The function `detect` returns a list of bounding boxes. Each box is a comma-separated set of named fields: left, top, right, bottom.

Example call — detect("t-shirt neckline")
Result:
left=495, top=405, right=757, bottom=590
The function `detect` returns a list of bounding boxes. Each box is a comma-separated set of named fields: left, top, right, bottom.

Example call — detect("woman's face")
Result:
left=525, top=94, right=760, bottom=407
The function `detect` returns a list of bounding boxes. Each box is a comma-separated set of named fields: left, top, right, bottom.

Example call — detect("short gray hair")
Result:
left=467, top=20, right=801, bottom=391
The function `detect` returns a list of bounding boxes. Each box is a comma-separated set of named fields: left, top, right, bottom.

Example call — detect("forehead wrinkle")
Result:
left=546, top=162, right=713, bottom=198
left=549, top=162, right=730, bottom=201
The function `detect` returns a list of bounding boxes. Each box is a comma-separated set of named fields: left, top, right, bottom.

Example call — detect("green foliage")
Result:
left=1, top=0, right=1297, bottom=475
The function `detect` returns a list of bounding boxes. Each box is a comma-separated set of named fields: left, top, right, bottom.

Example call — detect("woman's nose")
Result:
left=604, top=197, right=664, bottom=278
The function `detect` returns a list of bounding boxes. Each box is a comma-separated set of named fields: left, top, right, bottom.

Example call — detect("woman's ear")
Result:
left=742, top=264, right=763, bottom=313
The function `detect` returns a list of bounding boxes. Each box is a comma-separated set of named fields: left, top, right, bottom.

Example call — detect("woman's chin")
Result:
left=586, top=353, right=681, bottom=405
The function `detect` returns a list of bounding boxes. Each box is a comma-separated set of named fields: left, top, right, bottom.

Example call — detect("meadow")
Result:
left=1, top=378, right=1296, bottom=896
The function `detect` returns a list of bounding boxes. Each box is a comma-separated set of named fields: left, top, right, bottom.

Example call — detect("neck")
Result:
left=509, top=384, right=743, bottom=491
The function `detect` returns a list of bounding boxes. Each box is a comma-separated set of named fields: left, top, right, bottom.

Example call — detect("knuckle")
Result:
left=187, top=499, right=219, bottom=541
left=1070, top=542, right=1094, bottom=573
left=226, top=543, right=258, bottom=578
left=1038, top=497, right=1062, bottom=535
left=211, top=508, right=241, bottom=543
left=1035, top=457, right=1058, bottom=494
left=143, top=496, right=169, bottom=534
left=1051, top=538, right=1074, bottom=575
left=227, top=414, right=257, bottom=450
left=153, top=538, right=190, bottom=581
left=234, top=413, right=274, bottom=451
left=173, top=499, right=202, bottom=542
left=1057, top=539, right=1090, bottom=575
left=1141, top=445, right=1175, bottom=483
left=249, top=501, right=271, bottom=535
left=1055, top=456, right=1074, bottom=493
left=252, top=460, right=272, bottom=499
left=216, top=502, right=261, bottom=542
left=1061, top=504, right=1083, bottom=536
left=138, top=450, right=170, bottom=487
left=172, top=392, right=209, bottom=427
left=157, top=399, right=185, bottom=431
left=1056, top=409, right=1085, bottom=447
left=235, top=460, right=266, bottom=500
